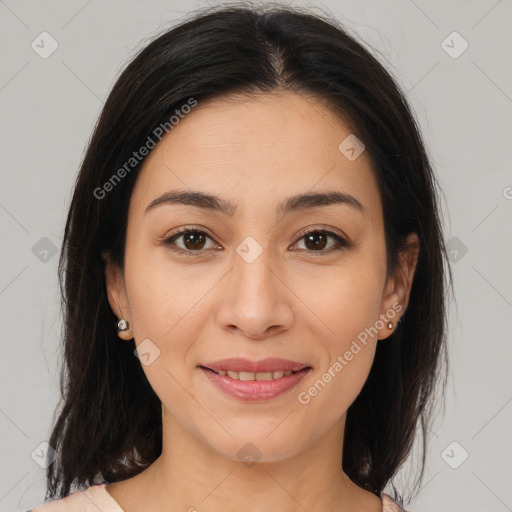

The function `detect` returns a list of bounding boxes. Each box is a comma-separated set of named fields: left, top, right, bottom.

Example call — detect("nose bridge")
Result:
left=233, top=234, right=278, bottom=302
left=216, top=233, right=293, bottom=338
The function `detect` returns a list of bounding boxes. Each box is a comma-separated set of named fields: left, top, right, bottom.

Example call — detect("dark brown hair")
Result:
left=46, top=2, right=451, bottom=506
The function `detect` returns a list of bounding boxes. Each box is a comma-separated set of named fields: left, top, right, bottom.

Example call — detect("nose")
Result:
left=215, top=243, right=294, bottom=341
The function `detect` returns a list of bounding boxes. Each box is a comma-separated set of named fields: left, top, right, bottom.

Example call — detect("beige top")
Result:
left=29, top=483, right=407, bottom=511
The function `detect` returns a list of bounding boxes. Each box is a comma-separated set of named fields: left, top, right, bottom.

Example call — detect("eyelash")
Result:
left=163, top=226, right=350, bottom=256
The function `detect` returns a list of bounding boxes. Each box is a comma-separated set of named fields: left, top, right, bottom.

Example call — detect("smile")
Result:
left=204, top=368, right=298, bottom=380
left=199, top=365, right=312, bottom=401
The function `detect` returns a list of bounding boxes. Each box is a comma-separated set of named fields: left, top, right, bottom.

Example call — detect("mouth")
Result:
left=198, top=358, right=312, bottom=401
left=199, top=357, right=311, bottom=377
left=199, top=366, right=310, bottom=381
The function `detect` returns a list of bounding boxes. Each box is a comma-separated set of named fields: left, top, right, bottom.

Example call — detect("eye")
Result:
left=163, top=227, right=219, bottom=254
left=292, top=228, right=350, bottom=254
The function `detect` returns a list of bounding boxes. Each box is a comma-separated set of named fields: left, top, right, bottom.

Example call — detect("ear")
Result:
left=102, top=250, right=133, bottom=340
left=377, top=233, right=420, bottom=340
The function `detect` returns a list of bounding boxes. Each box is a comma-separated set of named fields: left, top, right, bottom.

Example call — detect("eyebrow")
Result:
left=145, top=189, right=366, bottom=217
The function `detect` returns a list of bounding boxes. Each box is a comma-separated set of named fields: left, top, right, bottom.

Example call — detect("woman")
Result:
left=29, top=3, right=450, bottom=511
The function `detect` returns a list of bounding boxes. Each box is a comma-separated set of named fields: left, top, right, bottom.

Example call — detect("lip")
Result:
left=200, top=365, right=311, bottom=402
left=201, top=357, right=309, bottom=373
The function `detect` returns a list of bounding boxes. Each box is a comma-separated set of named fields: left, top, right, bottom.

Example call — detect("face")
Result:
left=105, top=91, right=418, bottom=463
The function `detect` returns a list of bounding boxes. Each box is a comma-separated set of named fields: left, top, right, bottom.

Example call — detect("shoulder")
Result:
left=381, top=492, right=410, bottom=512
left=28, top=483, right=124, bottom=512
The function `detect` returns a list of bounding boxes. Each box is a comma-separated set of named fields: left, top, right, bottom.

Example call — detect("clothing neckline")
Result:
left=97, top=483, right=402, bottom=512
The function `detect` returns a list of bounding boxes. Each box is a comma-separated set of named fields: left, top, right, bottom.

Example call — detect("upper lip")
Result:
left=200, top=358, right=310, bottom=373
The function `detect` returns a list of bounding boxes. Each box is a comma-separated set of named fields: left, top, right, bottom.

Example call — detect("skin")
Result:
left=103, top=91, right=419, bottom=512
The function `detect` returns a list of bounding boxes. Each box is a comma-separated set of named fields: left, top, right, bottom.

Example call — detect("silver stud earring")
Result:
left=387, top=321, right=393, bottom=330
left=117, top=318, right=129, bottom=333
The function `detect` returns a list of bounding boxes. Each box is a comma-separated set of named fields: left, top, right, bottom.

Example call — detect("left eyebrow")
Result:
left=278, top=190, right=366, bottom=217
left=145, top=189, right=366, bottom=218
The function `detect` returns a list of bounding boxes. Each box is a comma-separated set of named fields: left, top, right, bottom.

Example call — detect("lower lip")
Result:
left=199, top=366, right=311, bottom=402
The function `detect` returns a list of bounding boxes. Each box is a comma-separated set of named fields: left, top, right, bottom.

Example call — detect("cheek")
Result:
left=122, top=245, right=200, bottom=390
left=123, top=268, right=201, bottom=431
left=124, top=241, right=211, bottom=341
left=312, top=338, right=377, bottom=411
left=293, top=254, right=385, bottom=414
left=296, top=299, right=379, bottom=433
left=299, top=256, right=385, bottom=343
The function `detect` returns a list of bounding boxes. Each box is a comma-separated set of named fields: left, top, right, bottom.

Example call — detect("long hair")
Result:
left=46, top=2, right=451, bottom=506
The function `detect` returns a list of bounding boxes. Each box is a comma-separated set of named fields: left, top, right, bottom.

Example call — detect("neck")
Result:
left=125, top=408, right=381, bottom=512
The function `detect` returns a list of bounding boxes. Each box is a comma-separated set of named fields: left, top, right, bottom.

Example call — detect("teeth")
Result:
left=216, top=369, right=294, bottom=380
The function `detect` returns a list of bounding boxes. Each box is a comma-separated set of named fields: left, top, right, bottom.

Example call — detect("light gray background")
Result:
left=1, top=0, right=511, bottom=511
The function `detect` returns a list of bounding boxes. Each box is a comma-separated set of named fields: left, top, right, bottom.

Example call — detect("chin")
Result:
left=199, top=427, right=309, bottom=466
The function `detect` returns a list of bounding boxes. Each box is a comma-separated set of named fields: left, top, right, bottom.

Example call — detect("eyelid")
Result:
left=165, top=224, right=215, bottom=239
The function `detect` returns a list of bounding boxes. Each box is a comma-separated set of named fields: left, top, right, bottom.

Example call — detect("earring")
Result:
left=117, top=318, right=129, bottom=333
left=387, top=321, right=393, bottom=330
left=116, top=318, right=133, bottom=340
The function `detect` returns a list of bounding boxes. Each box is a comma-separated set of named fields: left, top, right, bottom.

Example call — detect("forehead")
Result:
left=130, top=92, right=381, bottom=223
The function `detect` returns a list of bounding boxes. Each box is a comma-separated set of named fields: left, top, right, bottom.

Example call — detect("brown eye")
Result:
left=304, top=231, right=328, bottom=250
left=180, top=231, right=207, bottom=250
left=293, top=229, right=349, bottom=253
left=164, top=228, right=218, bottom=254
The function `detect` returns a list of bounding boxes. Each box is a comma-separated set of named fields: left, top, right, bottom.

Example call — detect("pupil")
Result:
left=305, top=232, right=327, bottom=250
left=185, top=232, right=205, bottom=250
